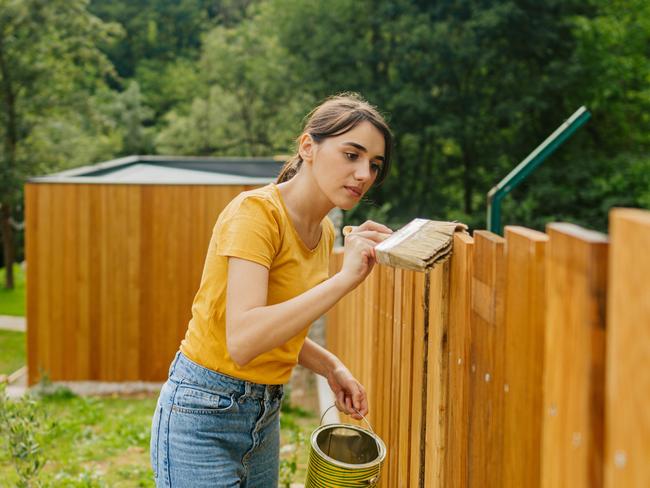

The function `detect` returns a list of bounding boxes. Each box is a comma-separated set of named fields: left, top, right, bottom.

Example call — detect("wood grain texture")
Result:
left=468, top=231, right=506, bottom=488
left=424, top=261, right=451, bottom=488
left=502, top=226, right=549, bottom=488
left=605, top=209, right=650, bottom=488
left=409, top=271, right=427, bottom=487
left=377, top=265, right=394, bottom=488
left=388, top=268, right=403, bottom=488
left=445, top=232, right=474, bottom=487
left=26, top=183, right=253, bottom=383
left=541, top=223, right=608, bottom=488
left=397, top=270, right=415, bottom=486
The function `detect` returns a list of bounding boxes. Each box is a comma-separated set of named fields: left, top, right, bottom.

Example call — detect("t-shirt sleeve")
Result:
left=215, top=196, right=280, bottom=269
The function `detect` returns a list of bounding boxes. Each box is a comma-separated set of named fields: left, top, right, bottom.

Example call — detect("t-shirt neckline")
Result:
left=271, top=183, right=324, bottom=253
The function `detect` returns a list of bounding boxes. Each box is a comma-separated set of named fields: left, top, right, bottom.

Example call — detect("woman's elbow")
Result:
left=226, top=332, right=252, bottom=368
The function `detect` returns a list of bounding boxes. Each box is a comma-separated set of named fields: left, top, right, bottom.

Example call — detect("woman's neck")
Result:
left=276, top=172, right=333, bottom=232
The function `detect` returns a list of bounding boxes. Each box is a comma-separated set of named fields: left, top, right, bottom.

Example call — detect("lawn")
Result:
left=0, top=264, right=25, bottom=316
left=0, top=330, right=25, bottom=375
left=0, top=386, right=317, bottom=487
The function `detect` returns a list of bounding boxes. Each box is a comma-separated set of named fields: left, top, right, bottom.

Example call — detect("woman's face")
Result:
left=304, top=120, right=386, bottom=211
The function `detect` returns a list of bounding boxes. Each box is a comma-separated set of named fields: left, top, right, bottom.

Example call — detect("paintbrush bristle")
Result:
left=374, top=218, right=468, bottom=271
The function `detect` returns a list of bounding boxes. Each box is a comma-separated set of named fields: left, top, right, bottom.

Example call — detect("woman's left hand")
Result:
left=326, top=363, right=368, bottom=420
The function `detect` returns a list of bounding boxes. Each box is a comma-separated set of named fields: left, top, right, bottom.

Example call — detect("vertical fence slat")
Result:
left=397, top=270, right=415, bottom=486
left=25, top=184, right=39, bottom=385
left=409, top=271, right=427, bottom=487
left=502, top=226, right=549, bottom=487
left=76, top=185, right=91, bottom=379
left=605, top=209, right=650, bottom=488
left=378, top=265, right=394, bottom=488
left=446, top=232, right=474, bottom=487
left=366, top=267, right=380, bottom=426
left=388, top=268, right=403, bottom=487
left=424, top=261, right=451, bottom=488
left=468, top=231, right=506, bottom=488
left=541, top=223, right=608, bottom=488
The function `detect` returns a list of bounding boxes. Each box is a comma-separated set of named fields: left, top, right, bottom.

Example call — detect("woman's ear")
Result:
left=298, top=133, right=315, bottom=163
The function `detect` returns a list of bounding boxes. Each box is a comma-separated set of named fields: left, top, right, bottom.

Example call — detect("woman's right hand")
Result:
left=338, top=220, right=392, bottom=289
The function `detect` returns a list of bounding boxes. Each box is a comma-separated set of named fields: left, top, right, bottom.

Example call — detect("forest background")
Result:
left=1, top=0, right=649, bottom=288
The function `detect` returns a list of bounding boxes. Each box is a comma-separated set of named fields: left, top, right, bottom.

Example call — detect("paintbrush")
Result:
left=343, top=218, right=469, bottom=272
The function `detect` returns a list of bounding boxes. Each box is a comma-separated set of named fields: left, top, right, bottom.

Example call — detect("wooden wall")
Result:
left=326, top=208, right=650, bottom=488
left=25, top=183, right=256, bottom=384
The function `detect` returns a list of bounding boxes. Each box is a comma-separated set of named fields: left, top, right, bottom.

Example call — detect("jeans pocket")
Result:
left=171, top=384, right=236, bottom=415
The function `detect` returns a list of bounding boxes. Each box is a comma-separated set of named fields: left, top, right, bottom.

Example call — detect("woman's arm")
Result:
left=226, top=261, right=353, bottom=366
left=298, top=338, right=368, bottom=419
left=226, top=221, right=390, bottom=367
left=297, top=337, right=342, bottom=377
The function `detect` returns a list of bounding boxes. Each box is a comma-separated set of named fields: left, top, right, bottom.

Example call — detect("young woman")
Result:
left=150, top=93, right=393, bottom=487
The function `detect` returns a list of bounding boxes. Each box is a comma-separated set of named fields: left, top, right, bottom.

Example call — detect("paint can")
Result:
left=305, top=405, right=387, bottom=487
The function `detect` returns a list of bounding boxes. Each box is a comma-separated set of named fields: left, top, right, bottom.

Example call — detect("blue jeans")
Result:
left=150, top=351, right=284, bottom=487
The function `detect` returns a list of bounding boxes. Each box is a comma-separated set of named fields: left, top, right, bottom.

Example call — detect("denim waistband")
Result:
left=169, top=351, right=283, bottom=401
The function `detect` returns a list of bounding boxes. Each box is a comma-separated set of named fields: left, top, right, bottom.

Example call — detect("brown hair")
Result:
left=276, top=93, right=392, bottom=185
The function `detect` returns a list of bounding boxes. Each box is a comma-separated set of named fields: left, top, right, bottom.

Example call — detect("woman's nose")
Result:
left=354, top=161, right=372, bottom=181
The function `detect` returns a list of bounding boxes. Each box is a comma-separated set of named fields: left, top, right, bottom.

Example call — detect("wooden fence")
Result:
left=326, top=208, right=649, bottom=488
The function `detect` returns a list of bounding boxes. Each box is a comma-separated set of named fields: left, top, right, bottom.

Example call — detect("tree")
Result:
left=156, top=19, right=313, bottom=157
left=245, top=0, right=595, bottom=228
left=0, top=0, right=119, bottom=288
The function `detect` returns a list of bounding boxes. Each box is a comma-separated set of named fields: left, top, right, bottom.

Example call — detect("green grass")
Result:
left=1, top=390, right=158, bottom=487
left=0, top=330, right=26, bottom=375
left=280, top=401, right=319, bottom=485
left=0, top=388, right=318, bottom=487
left=0, top=264, right=26, bottom=316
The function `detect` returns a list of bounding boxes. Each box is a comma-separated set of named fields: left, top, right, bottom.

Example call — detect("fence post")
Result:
left=541, top=223, right=608, bottom=488
left=445, top=233, right=475, bottom=487
left=502, top=226, right=549, bottom=487
left=468, top=231, right=507, bottom=487
left=605, top=208, right=650, bottom=487
left=424, top=261, right=451, bottom=487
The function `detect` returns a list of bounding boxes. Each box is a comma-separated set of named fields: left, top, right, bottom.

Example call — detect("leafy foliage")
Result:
left=0, top=385, right=47, bottom=486
left=2, top=0, right=650, bottom=280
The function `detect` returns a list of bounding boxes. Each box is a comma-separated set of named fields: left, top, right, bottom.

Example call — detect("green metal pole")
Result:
left=486, top=106, right=591, bottom=235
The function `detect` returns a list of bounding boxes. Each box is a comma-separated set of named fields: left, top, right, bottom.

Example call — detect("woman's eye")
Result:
left=345, top=152, right=358, bottom=161
left=371, top=163, right=382, bottom=173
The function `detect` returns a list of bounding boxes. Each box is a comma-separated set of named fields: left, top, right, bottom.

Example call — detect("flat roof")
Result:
left=27, top=155, right=286, bottom=185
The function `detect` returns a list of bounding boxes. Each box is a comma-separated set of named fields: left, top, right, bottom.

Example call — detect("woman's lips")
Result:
left=344, top=186, right=362, bottom=198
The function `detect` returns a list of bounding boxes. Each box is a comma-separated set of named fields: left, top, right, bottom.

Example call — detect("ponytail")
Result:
left=276, top=154, right=303, bottom=183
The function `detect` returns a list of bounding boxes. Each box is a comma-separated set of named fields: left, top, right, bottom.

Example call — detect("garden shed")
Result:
left=25, top=155, right=284, bottom=385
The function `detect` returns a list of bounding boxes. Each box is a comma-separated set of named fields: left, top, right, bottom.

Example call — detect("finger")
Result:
left=346, top=240, right=379, bottom=263
left=346, top=235, right=379, bottom=250
left=350, top=230, right=392, bottom=244
left=362, top=250, right=376, bottom=271
left=352, top=387, right=364, bottom=412
left=358, top=220, right=393, bottom=234
left=361, top=246, right=376, bottom=259
left=360, top=391, right=369, bottom=417
left=336, top=390, right=345, bottom=409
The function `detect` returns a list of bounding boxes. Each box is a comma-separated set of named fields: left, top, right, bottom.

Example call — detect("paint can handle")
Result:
left=319, top=403, right=376, bottom=435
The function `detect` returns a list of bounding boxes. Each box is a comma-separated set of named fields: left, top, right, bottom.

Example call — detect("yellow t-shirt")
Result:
left=180, top=183, right=335, bottom=384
